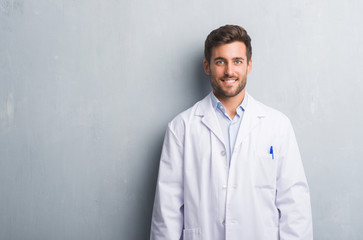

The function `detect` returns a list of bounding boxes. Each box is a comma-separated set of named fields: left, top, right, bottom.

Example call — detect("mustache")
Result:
left=221, top=75, right=238, bottom=79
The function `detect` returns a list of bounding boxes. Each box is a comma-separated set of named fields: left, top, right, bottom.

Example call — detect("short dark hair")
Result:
left=204, top=25, right=252, bottom=64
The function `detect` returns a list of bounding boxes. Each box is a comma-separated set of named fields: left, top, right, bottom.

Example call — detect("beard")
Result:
left=210, top=74, right=247, bottom=98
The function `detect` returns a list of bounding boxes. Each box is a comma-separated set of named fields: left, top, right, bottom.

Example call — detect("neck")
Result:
left=215, top=90, right=245, bottom=119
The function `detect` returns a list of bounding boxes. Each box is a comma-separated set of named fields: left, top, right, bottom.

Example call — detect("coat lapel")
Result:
left=194, top=93, right=267, bottom=148
left=235, top=93, right=266, bottom=147
left=195, top=93, right=225, bottom=146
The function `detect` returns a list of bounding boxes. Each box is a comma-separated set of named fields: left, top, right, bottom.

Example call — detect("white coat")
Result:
left=151, top=93, right=313, bottom=240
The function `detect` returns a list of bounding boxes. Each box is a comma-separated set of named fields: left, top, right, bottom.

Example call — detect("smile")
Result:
left=221, top=79, right=237, bottom=83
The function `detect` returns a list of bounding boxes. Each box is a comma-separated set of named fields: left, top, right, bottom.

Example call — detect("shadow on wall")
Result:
left=141, top=54, right=211, bottom=238
left=194, top=53, right=212, bottom=100
left=131, top=131, right=164, bottom=239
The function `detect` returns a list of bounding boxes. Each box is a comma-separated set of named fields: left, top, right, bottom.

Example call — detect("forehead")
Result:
left=211, top=41, right=247, bottom=58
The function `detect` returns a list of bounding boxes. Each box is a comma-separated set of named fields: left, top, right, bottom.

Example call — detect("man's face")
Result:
left=204, top=41, right=252, bottom=101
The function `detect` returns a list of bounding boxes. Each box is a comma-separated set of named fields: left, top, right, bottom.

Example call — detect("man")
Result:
left=151, top=25, right=313, bottom=240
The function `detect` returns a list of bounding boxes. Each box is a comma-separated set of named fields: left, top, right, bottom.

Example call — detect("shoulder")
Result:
left=248, top=95, right=290, bottom=122
left=165, top=93, right=211, bottom=143
left=248, top=93, right=292, bottom=128
left=168, top=94, right=210, bottom=131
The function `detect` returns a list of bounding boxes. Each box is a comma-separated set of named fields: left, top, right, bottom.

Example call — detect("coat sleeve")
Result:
left=150, top=124, right=184, bottom=240
left=276, top=120, right=313, bottom=240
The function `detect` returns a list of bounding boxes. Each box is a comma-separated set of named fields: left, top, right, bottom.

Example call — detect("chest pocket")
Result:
left=254, top=153, right=277, bottom=189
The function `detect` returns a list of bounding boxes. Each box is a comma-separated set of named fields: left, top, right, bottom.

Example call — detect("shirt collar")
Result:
left=211, top=92, right=248, bottom=114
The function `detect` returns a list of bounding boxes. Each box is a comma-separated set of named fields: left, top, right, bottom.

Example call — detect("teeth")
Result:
left=225, top=80, right=235, bottom=83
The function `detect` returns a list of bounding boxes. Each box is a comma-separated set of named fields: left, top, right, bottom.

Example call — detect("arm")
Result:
left=150, top=125, right=184, bottom=240
left=276, top=121, right=313, bottom=240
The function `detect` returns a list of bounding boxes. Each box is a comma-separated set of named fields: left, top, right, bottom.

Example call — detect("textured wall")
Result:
left=1, top=0, right=363, bottom=239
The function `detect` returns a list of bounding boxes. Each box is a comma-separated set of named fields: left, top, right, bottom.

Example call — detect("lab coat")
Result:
left=151, top=93, right=313, bottom=240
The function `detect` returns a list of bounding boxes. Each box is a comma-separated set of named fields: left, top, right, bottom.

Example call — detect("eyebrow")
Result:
left=213, top=57, right=245, bottom=61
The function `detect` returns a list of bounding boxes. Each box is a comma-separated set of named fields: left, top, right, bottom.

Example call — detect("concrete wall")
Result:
left=1, top=0, right=362, bottom=239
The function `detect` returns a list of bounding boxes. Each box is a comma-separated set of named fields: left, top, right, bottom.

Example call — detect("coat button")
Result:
left=221, top=151, right=226, bottom=156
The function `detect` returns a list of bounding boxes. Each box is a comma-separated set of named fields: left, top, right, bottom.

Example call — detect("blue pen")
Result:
left=270, top=146, right=274, bottom=159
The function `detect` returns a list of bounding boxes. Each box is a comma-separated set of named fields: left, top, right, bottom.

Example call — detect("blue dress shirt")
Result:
left=211, top=93, right=248, bottom=165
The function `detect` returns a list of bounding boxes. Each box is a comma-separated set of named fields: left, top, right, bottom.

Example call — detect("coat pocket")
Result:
left=183, top=228, right=201, bottom=240
left=254, top=153, right=277, bottom=189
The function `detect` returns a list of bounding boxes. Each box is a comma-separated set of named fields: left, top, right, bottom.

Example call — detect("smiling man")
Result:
left=204, top=40, right=251, bottom=119
left=151, top=25, right=313, bottom=240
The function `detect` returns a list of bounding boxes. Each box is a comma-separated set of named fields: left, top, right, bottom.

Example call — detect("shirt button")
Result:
left=221, top=151, right=226, bottom=156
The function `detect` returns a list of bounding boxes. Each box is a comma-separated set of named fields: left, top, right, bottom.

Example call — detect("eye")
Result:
left=235, top=60, right=242, bottom=64
left=216, top=60, right=224, bottom=65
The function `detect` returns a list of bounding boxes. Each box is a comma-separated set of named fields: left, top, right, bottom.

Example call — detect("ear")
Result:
left=203, top=59, right=210, bottom=75
left=247, top=59, right=252, bottom=74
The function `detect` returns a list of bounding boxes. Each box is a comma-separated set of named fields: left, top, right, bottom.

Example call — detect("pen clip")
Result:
left=270, top=146, right=274, bottom=159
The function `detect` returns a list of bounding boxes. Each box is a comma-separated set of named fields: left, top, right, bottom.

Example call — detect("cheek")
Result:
left=237, top=66, right=248, bottom=75
left=212, top=67, right=225, bottom=77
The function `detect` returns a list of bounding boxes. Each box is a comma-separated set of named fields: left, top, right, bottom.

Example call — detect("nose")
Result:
left=224, top=63, right=234, bottom=76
